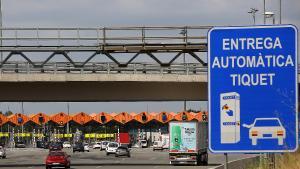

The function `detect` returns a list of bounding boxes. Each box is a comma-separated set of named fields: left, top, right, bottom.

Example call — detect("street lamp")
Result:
left=264, top=12, right=275, bottom=24
left=248, top=8, right=259, bottom=25
left=0, top=0, right=2, bottom=62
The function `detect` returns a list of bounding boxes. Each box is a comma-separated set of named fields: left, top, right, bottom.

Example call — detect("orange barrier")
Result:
left=0, top=111, right=208, bottom=126
left=0, top=114, right=9, bottom=126
left=72, top=112, right=93, bottom=125
left=174, top=112, right=194, bottom=121
left=50, top=112, right=72, bottom=125
left=114, top=112, right=133, bottom=124
left=8, top=113, right=30, bottom=126
left=154, top=112, right=174, bottom=123
left=133, top=112, right=154, bottom=123
left=30, top=112, right=51, bottom=125
left=93, top=112, right=114, bottom=124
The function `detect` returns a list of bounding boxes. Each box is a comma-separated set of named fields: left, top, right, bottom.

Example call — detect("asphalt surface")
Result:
left=0, top=147, right=256, bottom=169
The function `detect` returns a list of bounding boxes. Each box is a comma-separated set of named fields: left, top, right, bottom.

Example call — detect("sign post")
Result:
left=208, top=25, right=298, bottom=153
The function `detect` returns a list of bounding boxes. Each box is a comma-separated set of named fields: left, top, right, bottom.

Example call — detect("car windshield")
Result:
left=109, top=143, right=118, bottom=147
left=103, top=142, right=108, bottom=145
left=84, top=143, right=88, bottom=146
left=64, top=142, right=70, bottom=144
left=254, top=119, right=281, bottom=127
left=117, top=146, right=127, bottom=150
left=49, top=152, right=64, bottom=156
left=16, top=142, right=24, bottom=144
left=141, top=141, right=147, bottom=144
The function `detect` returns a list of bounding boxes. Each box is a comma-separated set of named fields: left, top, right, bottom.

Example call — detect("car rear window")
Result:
left=103, top=142, right=108, bottom=145
left=141, top=141, right=147, bottom=143
left=49, top=152, right=65, bottom=156
left=117, top=146, right=127, bottom=150
left=109, top=143, right=118, bottom=147
left=254, top=119, right=280, bottom=127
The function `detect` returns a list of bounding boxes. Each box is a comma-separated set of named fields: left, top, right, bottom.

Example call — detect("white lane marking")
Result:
left=96, top=166, right=102, bottom=168
left=209, top=155, right=259, bottom=169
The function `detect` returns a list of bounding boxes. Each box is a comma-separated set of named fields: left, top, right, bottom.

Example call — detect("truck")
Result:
left=116, top=133, right=130, bottom=147
left=153, top=134, right=169, bottom=151
left=161, top=134, right=169, bottom=149
left=169, top=121, right=208, bottom=165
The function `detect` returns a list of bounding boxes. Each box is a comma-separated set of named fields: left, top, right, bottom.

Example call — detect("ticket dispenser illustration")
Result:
left=220, top=92, right=240, bottom=144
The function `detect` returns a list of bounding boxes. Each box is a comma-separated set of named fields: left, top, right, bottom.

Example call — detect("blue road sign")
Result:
left=208, top=25, right=298, bottom=153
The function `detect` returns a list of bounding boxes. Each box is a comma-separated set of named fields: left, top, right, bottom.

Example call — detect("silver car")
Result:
left=0, top=146, right=6, bottom=159
left=115, top=146, right=130, bottom=157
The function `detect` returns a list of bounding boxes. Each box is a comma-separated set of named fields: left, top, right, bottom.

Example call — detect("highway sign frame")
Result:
left=208, top=25, right=298, bottom=153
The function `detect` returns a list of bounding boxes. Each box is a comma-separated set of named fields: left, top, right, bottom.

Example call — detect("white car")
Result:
left=100, top=141, right=109, bottom=151
left=243, top=118, right=286, bottom=145
left=140, top=140, right=148, bottom=148
left=63, top=141, right=72, bottom=148
left=0, top=146, right=6, bottom=159
left=105, top=142, right=119, bottom=155
left=92, top=142, right=101, bottom=149
left=84, top=143, right=90, bottom=152
left=153, top=141, right=163, bottom=151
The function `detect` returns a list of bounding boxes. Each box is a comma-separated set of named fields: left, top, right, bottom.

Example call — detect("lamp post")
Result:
left=263, top=0, right=266, bottom=24
left=248, top=8, right=259, bottom=25
left=279, top=0, right=282, bottom=24
left=180, top=28, right=188, bottom=111
left=264, top=12, right=275, bottom=24
left=67, top=102, right=70, bottom=134
left=0, top=0, right=2, bottom=62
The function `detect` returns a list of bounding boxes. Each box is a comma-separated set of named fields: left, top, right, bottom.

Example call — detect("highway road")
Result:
left=0, top=148, right=256, bottom=169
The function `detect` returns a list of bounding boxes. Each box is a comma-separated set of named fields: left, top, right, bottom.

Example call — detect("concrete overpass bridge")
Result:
left=0, top=26, right=297, bottom=102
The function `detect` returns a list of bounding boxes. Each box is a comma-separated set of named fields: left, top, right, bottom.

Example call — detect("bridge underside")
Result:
left=0, top=81, right=207, bottom=102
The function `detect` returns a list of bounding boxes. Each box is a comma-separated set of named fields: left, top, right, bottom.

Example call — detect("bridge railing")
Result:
left=0, top=62, right=207, bottom=75
left=0, top=26, right=211, bottom=47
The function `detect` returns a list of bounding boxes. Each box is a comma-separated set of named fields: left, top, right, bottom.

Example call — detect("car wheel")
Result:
left=46, top=165, right=51, bottom=169
left=2, top=156, right=6, bottom=159
left=115, top=154, right=118, bottom=157
left=127, top=154, right=131, bottom=157
left=106, top=153, right=109, bottom=156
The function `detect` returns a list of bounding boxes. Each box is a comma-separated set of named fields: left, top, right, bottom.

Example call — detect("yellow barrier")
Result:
left=33, top=134, right=44, bottom=138
left=85, top=133, right=115, bottom=138
left=0, top=132, right=9, bottom=137
left=14, top=133, right=31, bottom=137
left=64, top=134, right=72, bottom=138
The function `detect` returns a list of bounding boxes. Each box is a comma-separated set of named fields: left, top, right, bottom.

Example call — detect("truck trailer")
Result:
left=169, top=121, right=208, bottom=165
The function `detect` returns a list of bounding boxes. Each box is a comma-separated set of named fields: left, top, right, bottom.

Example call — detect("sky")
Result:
left=0, top=0, right=299, bottom=114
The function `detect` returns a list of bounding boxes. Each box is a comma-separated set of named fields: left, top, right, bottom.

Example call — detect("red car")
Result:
left=45, top=151, right=71, bottom=169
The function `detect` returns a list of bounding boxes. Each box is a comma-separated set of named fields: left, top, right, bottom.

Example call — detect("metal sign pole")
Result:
left=224, top=153, right=229, bottom=169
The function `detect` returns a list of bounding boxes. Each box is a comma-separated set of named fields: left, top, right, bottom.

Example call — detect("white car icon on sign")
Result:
left=243, top=118, right=286, bottom=146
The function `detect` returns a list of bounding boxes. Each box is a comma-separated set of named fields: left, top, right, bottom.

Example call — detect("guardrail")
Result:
left=0, top=26, right=211, bottom=47
left=0, top=62, right=207, bottom=75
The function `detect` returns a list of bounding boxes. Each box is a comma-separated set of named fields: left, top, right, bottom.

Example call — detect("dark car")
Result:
left=36, top=141, right=45, bottom=148
left=45, top=151, right=71, bottom=169
left=49, top=142, right=63, bottom=151
left=44, top=142, right=50, bottom=149
left=115, top=146, right=131, bottom=157
left=73, top=142, right=84, bottom=153
left=15, top=141, right=26, bottom=148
